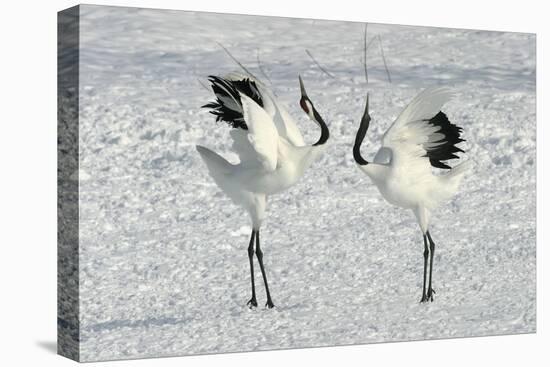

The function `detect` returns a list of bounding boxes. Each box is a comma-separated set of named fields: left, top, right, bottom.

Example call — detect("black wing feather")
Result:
left=423, top=111, right=465, bottom=169
left=201, top=75, right=263, bottom=130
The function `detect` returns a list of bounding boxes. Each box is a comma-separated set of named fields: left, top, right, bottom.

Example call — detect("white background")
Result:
left=0, top=0, right=546, bottom=366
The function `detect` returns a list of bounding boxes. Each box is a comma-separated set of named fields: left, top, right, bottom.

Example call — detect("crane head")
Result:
left=298, top=75, right=329, bottom=146
left=298, top=75, right=314, bottom=118
left=298, top=75, right=324, bottom=125
left=353, top=93, right=371, bottom=166
left=361, top=93, right=371, bottom=125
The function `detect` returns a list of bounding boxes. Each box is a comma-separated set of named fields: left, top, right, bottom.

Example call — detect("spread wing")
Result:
left=238, top=93, right=279, bottom=171
left=229, top=129, right=262, bottom=167
left=381, top=87, right=464, bottom=169
left=226, top=72, right=305, bottom=147
left=261, top=90, right=306, bottom=147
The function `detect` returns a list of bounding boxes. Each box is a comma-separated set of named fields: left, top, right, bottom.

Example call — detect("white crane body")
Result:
left=353, top=87, right=471, bottom=302
left=197, top=73, right=329, bottom=308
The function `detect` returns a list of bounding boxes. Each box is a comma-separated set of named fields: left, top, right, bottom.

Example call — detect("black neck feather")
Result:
left=353, top=116, right=370, bottom=165
left=312, top=108, right=329, bottom=146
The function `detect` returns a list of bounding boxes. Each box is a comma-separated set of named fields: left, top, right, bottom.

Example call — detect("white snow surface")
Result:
left=76, top=5, right=536, bottom=362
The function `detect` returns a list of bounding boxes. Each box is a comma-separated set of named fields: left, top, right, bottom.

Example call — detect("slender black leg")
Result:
left=426, top=230, right=436, bottom=302
left=255, top=230, right=274, bottom=308
left=246, top=230, right=258, bottom=308
left=420, top=234, right=429, bottom=303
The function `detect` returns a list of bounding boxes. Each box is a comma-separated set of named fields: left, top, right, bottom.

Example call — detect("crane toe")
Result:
left=247, top=298, right=258, bottom=308
left=427, top=288, right=436, bottom=302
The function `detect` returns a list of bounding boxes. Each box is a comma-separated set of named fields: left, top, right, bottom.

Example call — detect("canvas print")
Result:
left=58, top=4, right=536, bottom=362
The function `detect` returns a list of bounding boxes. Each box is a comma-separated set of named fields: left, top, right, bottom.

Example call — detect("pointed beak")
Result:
left=299, top=75, right=308, bottom=99
left=361, top=93, right=371, bottom=123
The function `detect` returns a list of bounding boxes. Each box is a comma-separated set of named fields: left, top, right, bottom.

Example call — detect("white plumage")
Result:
left=353, top=87, right=471, bottom=302
left=226, top=72, right=306, bottom=148
left=197, top=74, right=329, bottom=308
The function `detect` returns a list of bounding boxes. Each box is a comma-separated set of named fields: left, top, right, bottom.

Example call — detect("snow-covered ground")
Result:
left=74, top=5, right=535, bottom=362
